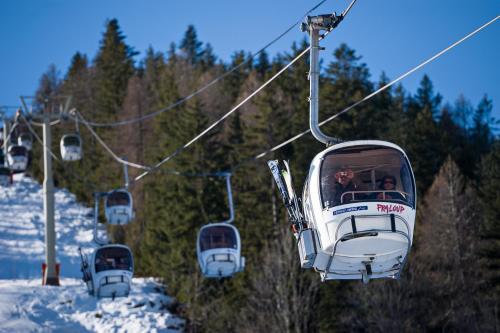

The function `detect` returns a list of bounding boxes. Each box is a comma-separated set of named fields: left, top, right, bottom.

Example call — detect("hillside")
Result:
left=0, top=174, right=184, bottom=332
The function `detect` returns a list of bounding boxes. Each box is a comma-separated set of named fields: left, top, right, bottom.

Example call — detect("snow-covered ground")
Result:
left=0, top=174, right=184, bottom=332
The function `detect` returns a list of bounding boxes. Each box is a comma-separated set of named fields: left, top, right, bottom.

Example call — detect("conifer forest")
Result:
left=24, top=19, right=499, bottom=332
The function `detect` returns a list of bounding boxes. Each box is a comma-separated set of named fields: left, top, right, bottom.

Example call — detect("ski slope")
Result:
left=0, top=174, right=184, bottom=332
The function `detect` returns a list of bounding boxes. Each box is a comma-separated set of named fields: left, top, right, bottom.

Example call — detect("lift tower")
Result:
left=20, top=96, right=72, bottom=286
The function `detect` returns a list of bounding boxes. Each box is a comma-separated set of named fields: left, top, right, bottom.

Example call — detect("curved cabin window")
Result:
left=200, top=226, right=237, bottom=251
left=320, top=145, right=415, bottom=209
left=95, top=247, right=133, bottom=272
left=0, top=167, right=10, bottom=176
left=9, top=146, right=27, bottom=156
left=63, top=135, right=80, bottom=146
left=106, top=191, right=131, bottom=207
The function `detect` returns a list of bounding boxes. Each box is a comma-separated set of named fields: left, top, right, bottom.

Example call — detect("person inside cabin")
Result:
left=95, top=252, right=107, bottom=272
left=331, top=167, right=358, bottom=206
left=372, top=175, right=406, bottom=202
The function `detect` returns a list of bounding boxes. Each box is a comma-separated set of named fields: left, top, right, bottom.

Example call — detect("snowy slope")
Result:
left=0, top=278, right=184, bottom=333
left=0, top=174, right=95, bottom=279
left=0, top=174, right=184, bottom=332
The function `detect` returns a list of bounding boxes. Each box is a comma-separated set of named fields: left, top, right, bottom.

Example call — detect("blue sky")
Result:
left=0, top=0, right=498, bottom=121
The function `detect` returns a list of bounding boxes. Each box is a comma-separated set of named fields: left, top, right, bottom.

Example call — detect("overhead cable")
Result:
left=76, top=111, right=151, bottom=170
left=132, top=0, right=360, bottom=182
left=19, top=112, right=100, bottom=191
left=244, top=15, right=500, bottom=164
left=77, top=0, right=327, bottom=128
left=133, top=46, right=312, bottom=183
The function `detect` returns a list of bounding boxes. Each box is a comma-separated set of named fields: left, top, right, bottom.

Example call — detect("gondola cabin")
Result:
left=104, top=190, right=134, bottom=225
left=197, top=223, right=245, bottom=278
left=271, top=141, right=416, bottom=283
left=0, top=166, right=13, bottom=186
left=7, top=145, right=28, bottom=171
left=60, top=134, right=82, bottom=161
left=17, top=133, right=33, bottom=151
left=82, top=244, right=134, bottom=298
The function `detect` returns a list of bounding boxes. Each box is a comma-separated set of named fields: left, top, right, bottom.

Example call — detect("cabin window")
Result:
left=106, top=192, right=131, bottom=207
left=320, top=145, right=415, bottom=209
left=200, top=226, right=237, bottom=251
left=63, top=136, right=80, bottom=146
left=95, top=247, right=133, bottom=272
left=9, top=146, right=27, bottom=156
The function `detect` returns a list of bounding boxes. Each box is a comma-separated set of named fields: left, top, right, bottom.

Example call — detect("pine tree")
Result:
left=91, top=18, right=137, bottom=190
left=405, top=75, right=445, bottom=195
left=93, top=18, right=137, bottom=122
left=179, top=25, right=204, bottom=65
left=66, top=52, right=88, bottom=80
left=322, top=43, right=374, bottom=140
left=254, top=50, right=270, bottom=77
left=470, top=95, right=495, bottom=176
left=478, top=142, right=500, bottom=310
left=200, top=42, right=216, bottom=70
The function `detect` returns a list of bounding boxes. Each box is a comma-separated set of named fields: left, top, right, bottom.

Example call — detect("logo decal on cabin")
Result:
left=376, top=204, right=405, bottom=214
left=332, top=206, right=368, bottom=216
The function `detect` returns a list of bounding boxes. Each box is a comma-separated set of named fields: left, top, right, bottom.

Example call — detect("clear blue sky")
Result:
left=0, top=0, right=498, bottom=122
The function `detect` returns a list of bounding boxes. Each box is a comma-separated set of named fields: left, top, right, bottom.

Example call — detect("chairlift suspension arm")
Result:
left=302, top=0, right=358, bottom=146
left=93, top=192, right=109, bottom=246
left=222, top=173, right=235, bottom=224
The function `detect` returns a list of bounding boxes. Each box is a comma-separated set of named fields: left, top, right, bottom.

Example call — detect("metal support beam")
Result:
left=42, top=104, right=59, bottom=286
left=302, top=4, right=357, bottom=146
left=223, top=173, right=234, bottom=224
left=308, top=27, right=335, bottom=145
left=2, top=120, right=8, bottom=162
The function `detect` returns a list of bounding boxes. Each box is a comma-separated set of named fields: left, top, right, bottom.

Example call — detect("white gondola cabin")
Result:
left=0, top=166, right=13, bottom=186
left=269, top=141, right=416, bottom=283
left=7, top=145, right=28, bottom=171
left=17, top=133, right=33, bottom=151
left=268, top=11, right=416, bottom=283
left=60, top=134, right=82, bottom=161
left=196, top=173, right=245, bottom=278
left=81, top=244, right=134, bottom=298
left=104, top=189, right=134, bottom=225
left=197, top=223, right=245, bottom=278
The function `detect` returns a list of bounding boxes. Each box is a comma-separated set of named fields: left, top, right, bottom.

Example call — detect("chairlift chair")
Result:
left=60, top=133, right=82, bottom=161
left=196, top=173, right=245, bottom=278
left=7, top=145, right=28, bottom=171
left=268, top=10, right=416, bottom=284
left=0, top=166, right=13, bottom=186
left=17, top=133, right=33, bottom=151
left=81, top=244, right=134, bottom=298
left=104, top=189, right=134, bottom=225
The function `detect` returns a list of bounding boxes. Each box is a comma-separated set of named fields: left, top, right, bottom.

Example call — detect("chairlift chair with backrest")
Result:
left=17, top=133, right=33, bottom=151
left=104, top=189, right=134, bottom=225
left=196, top=174, right=245, bottom=278
left=60, top=133, right=82, bottom=161
left=268, top=9, right=416, bottom=284
left=7, top=145, right=28, bottom=171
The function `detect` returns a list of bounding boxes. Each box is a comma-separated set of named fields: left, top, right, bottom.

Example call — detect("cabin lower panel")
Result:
left=96, top=276, right=131, bottom=298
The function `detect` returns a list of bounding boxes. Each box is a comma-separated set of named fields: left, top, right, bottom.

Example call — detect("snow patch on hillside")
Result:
left=0, top=278, right=184, bottom=333
left=0, top=174, right=184, bottom=332
left=0, top=174, right=95, bottom=279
